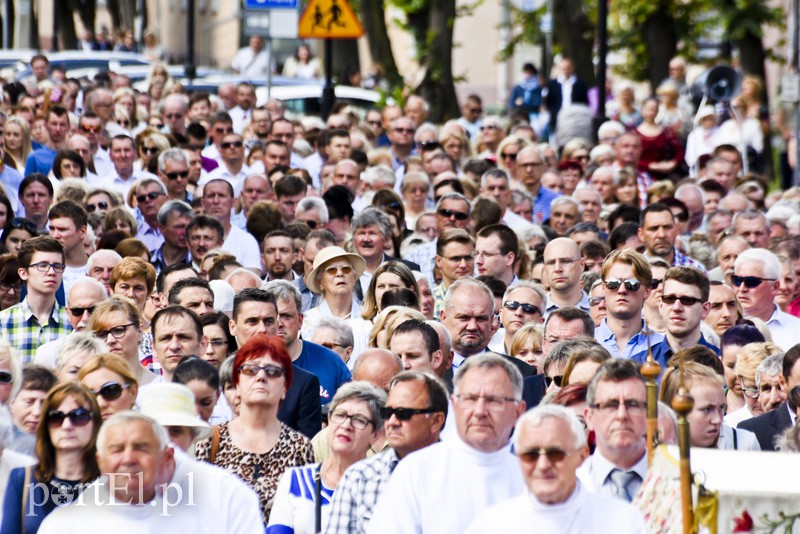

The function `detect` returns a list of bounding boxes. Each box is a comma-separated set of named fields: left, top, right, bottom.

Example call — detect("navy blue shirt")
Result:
left=636, top=334, right=720, bottom=382
left=294, top=340, right=352, bottom=405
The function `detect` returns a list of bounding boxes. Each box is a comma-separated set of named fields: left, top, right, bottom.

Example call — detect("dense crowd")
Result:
left=0, top=48, right=797, bottom=533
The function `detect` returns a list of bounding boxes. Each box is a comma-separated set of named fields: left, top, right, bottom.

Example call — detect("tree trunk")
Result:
left=360, top=0, right=402, bottom=88
left=552, top=0, right=595, bottom=85
left=736, top=32, right=772, bottom=177
left=105, top=0, right=122, bottom=31
left=331, top=39, right=360, bottom=84
left=642, top=6, right=677, bottom=90
left=75, top=0, right=97, bottom=37
left=60, top=1, right=79, bottom=50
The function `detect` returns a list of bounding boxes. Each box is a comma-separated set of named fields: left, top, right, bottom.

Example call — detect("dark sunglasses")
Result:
left=379, top=406, right=438, bottom=421
left=518, top=447, right=572, bottom=464
left=731, top=275, right=774, bottom=289
left=68, top=305, right=96, bottom=317
left=141, top=146, right=159, bottom=155
left=544, top=375, right=563, bottom=388
left=47, top=408, right=92, bottom=427
left=0, top=371, right=12, bottom=383
left=220, top=141, right=244, bottom=149
left=92, top=381, right=130, bottom=401
left=86, top=201, right=109, bottom=213
left=437, top=208, right=469, bottom=221
left=503, top=300, right=541, bottom=315
left=165, top=171, right=190, bottom=181
left=11, top=218, right=37, bottom=234
left=136, top=191, right=163, bottom=204
left=651, top=278, right=662, bottom=290
left=661, top=294, right=704, bottom=306
left=299, top=220, right=318, bottom=229
left=238, top=364, right=285, bottom=378
left=80, top=125, right=102, bottom=133
left=501, top=152, right=517, bottom=161
left=603, top=278, right=642, bottom=291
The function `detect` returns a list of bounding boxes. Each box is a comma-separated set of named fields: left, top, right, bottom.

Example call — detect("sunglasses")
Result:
left=379, top=406, right=437, bottom=421
left=501, top=152, right=517, bottom=161
left=518, top=446, right=572, bottom=464
left=325, top=265, right=354, bottom=276
left=220, top=141, right=244, bottom=149
left=394, top=128, right=415, bottom=134
left=80, top=125, right=102, bottom=133
left=238, top=363, right=285, bottom=379
left=136, top=191, right=163, bottom=204
left=603, top=278, right=642, bottom=291
left=588, top=296, right=604, bottom=307
left=68, top=305, right=95, bottom=317
left=0, top=371, right=12, bottom=384
left=47, top=408, right=92, bottom=427
left=544, top=375, right=563, bottom=388
left=141, top=146, right=159, bottom=155
left=11, top=218, right=37, bottom=234
left=165, top=113, right=184, bottom=119
left=92, top=381, right=131, bottom=401
left=165, top=171, right=189, bottom=181
left=731, top=275, right=774, bottom=289
left=437, top=208, right=469, bottom=221
left=298, top=219, right=318, bottom=229
left=380, top=201, right=402, bottom=211
left=651, top=278, right=662, bottom=290
left=661, top=294, right=704, bottom=306
left=86, top=201, right=109, bottom=213
left=503, top=300, right=541, bottom=315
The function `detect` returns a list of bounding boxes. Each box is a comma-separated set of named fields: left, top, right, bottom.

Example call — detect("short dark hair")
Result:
left=719, top=324, right=765, bottom=348
left=173, top=356, right=220, bottom=390
left=664, top=266, right=710, bottom=301
left=151, top=305, right=203, bottom=342
left=544, top=306, right=595, bottom=338
left=201, top=311, right=237, bottom=354
left=668, top=346, right=724, bottom=377
left=586, top=359, right=644, bottom=405
left=783, top=345, right=800, bottom=382
left=607, top=204, right=641, bottom=228
left=19, top=173, right=54, bottom=199
left=640, top=202, right=674, bottom=226
left=389, top=370, right=449, bottom=423
left=580, top=239, right=609, bottom=259
left=380, top=288, right=420, bottom=310
left=609, top=222, right=641, bottom=251
left=186, top=214, right=224, bottom=243
left=168, top=277, right=212, bottom=306
left=325, top=128, right=350, bottom=146
left=48, top=199, right=88, bottom=229
left=323, top=186, right=354, bottom=221
left=209, top=111, right=233, bottom=127
left=155, top=263, right=198, bottom=294
left=274, top=175, right=307, bottom=198
left=476, top=224, right=519, bottom=258
left=18, top=236, right=65, bottom=267
left=475, top=275, right=507, bottom=299
left=392, top=319, right=440, bottom=355
left=232, top=288, right=276, bottom=320
left=18, top=365, right=57, bottom=394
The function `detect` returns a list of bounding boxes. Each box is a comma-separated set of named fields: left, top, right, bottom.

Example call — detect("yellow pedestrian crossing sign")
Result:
left=298, top=0, right=364, bottom=39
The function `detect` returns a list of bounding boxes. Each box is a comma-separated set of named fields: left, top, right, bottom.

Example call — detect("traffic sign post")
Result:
left=297, top=0, right=364, bottom=119
left=245, top=0, right=298, bottom=9
left=243, top=0, right=299, bottom=103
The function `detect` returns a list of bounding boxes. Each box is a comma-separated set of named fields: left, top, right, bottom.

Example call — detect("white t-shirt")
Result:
left=222, top=224, right=262, bottom=271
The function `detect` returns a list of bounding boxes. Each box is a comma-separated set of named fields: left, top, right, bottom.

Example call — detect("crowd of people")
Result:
left=0, top=47, right=797, bottom=532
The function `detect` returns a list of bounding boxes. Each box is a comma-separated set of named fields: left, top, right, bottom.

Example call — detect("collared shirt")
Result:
left=294, top=274, right=320, bottom=313
left=404, top=240, right=437, bottom=287
left=0, top=299, right=72, bottom=364
left=595, top=318, right=664, bottom=361
left=230, top=209, right=248, bottom=230
left=199, top=162, right=251, bottom=193
left=639, top=334, right=720, bottom=373
left=432, top=282, right=448, bottom=320
left=545, top=290, right=591, bottom=316
left=765, top=305, right=800, bottom=351
left=672, top=248, right=707, bottom=271
left=576, top=450, right=648, bottom=501
left=136, top=219, right=164, bottom=252
left=228, top=106, right=252, bottom=135
left=150, top=245, right=192, bottom=274
left=533, top=186, right=562, bottom=224
left=325, top=449, right=400, bottom=534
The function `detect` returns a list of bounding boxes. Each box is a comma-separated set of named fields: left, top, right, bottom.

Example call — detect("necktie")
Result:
left=609, top=468, right=640, bottom=502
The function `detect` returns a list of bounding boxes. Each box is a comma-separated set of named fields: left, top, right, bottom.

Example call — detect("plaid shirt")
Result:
left=404, top=240, right=437, bottom=287
left=673, top=248, right=707, bottom=272
left=0, top=299, right=72, bottom=364
left=138, top=331, right=161, bottom=375
left=432, top=282, right=448, bottom=320
left=325, top=449, right=400, bottom=534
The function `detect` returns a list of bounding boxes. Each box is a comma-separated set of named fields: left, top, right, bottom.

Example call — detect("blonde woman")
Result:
left=509, top=323, right=544, bottom=372
left=3, top=116, right=32, bottom=172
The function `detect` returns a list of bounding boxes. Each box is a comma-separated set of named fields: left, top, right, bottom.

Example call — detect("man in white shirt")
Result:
left=480, top=168, right=533, bottom=232
left=48, top=200, right=89, bottom=295
left=231, top=36, right=270, bottom=79
left=366, top=353, right=526, bottom=533
left=202, top=133, right=250, bottom=191
left=228, top=82, right=256, bottom=134
left=468, top=404, right=646, bottom=533
left=577, top=359, right=648, bottom=502
left=201, top=178, right=262, bottom=274
left=133, top=178, right=168, bottom=251
left=90, top=135, right=141, bottom=198
left=475, top=224, right=519, bottom=287
left=733, top=248, right=800, bottom=351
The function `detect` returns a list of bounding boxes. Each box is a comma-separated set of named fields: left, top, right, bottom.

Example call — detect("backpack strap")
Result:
left=209, top=425, right=221, bottom=464
left=20, top=466, right=32, bottom=534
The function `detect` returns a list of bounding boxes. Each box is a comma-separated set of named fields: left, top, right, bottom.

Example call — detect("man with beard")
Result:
left=638, top=203, right=705, bottom=270
left=262, top=230, right=300, bottom=283
left=186, top=215, right=224, bottom=272
left=151, top=200, right=194, bottom=273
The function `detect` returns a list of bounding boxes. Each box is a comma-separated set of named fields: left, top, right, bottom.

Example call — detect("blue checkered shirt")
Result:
left=533, top=186, right=562, bottom=224
left=0, top=299, right=72, bottom=364
left=404, top=240, right=437, bottom=287
left=673, top=248, right=707, bottom=272
left=324, top=449, right=400, bottom=534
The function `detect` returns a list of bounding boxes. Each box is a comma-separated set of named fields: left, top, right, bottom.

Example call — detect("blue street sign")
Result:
left=245, top=0, right=297, bottom=10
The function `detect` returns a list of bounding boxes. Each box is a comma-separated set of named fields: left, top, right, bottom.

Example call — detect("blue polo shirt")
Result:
left=637, top=334, right=720, bottom=376
left=294, top=340, right=352, bottom=405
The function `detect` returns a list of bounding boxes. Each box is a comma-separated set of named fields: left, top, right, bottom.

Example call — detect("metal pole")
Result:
left=794, top=0, right=800, bottom=186
left=51, top=0, right=57, bottom=51
left=3, top=0, right=10, bottom=49
left=320, top=38, right=334, bottom=120
left=596, top=0, right=608, bottom=119
left=186, top=0, right=196, bottom=81
left=266, top=14, right=272, bottom=102
left=545, top=0, right=553, bottom=76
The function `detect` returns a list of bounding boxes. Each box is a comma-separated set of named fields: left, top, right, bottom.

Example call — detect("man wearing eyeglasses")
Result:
left=432, top=229, right=475, bottom=318
left=515, top=146, right=560, bottom=224
left=326, top=370, right=447, bottom=534
left=489, top=281, right=545, bottom=355
left=386, top=117, right=416, bottom=178
left=367, top=354, right=525, bottom=533
left=594, top=249, right=664, bottom=361
left=640, top=267, right=719, bottom=371
left=157, top=148, right=192, bottom=203
left=733, top=248, right=800, bottom=351
left=543, top=238, right=590, bottom=315
left=577, top=359, right=648, bottom=502
left=201, top=133, right=250, bottom=190
left=467, top=404, right=646, bottom=533
left=0, top=237, right=72, bottom=364
left=77, top=113, right=115, bottom=178
left=161, top=94, right=189, bottom=139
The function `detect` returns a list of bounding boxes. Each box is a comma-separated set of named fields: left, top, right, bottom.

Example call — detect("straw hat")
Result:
left=306, top=246, right=365, bottom=294
left=138, top=383, right=211, bottom=440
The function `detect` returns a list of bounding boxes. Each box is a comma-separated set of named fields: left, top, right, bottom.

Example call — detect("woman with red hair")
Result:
left=195, top=334, right=314, bottom=525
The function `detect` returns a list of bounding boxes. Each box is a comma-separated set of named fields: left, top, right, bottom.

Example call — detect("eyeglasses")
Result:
left=117, top=119, right=130, bottom=127
left=544, top=257, right=579, bottom=267
left=214, top=127, right=234, bottom=134
left=589, top=296, right=604, bottom=307
left=603, top=278, right=642, bottom=291
left=481, top=124, right=502, bottom=131
left=86, top=201, right=109, bottom=213
left=0, top=371, right=12, bottom=384
left=453, top=393, right=517, bottom=409
left=320, top=341, right=345, bottom=350
left=443, top=253, right=475, bottom=264
left=298, top=219, right=318, bottom=229
left=731, top=275, right=775, bottom=289
left=221, top=141, right=244, bottom=149
left=329, top=410, right=373, bottom=430
left=47, top=408, right=92, bottom=428
left=136, top=191, right=164, bottom=204
left=380, top=406, right=438, bottom=421
left=93, top=323, right=136, bottom=340
left=590, top=399, right=646, bottom=414
left=28, top=261, right=66, bottom=273
left=544, top=375, right=563, bottom=388
left=501, top=152, right=517, bottom=161
left=0, top=281, right=22, bottom=293
left=519, top=161, right=545, bottom=169
left=380, top=201, right=402, bottom=211
left=739, top=379, right=759, bottom=399
left=518, top=446, right=574, bottom=464
left=67, top=306, right=95, bottom=317
left=660, top=294, right=704, bottom=306
left=393, top=128, right=415, bottom=134
left=238, top=363, right=285, bottom=379
left=165, top=171, right=189, bottom=181
left=92, top=381, right=131, bottom=401
left=651, top=278, right=662, bottom=290
left=141, top=146, right=159, bottom=155
left=80, top=125, right=102, bottom=133
left=11, top=218, right=37, bottom=234
left=165, top=113, right=185, bottom=119
left=503, top=300, right=541, bottom=315
left=436, top=208, right=469, bottom=221
left=324, top=265, right=353, bottom=276
left=366, top=120, right=382, bottom=126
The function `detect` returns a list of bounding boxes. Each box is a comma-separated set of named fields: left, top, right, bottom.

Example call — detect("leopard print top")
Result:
left=195, top=421, right=314, bottom=524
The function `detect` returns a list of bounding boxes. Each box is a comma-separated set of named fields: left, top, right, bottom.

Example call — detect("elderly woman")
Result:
left=138, top=382, right=211, bottom=453
left=1, top=382, right=101, bottom=533
left=661, top=362, right=760, bottom=450
left=301, top=247, right=372, bottom=361
left=268, top=382, right=385, bottom=533
left=55, top=333, right=108, bottom=381
left=0, top=342, right=20, bottom=405
left=195, top=335, right=313, bottom=524
left=361, top=262, right=420, bottom=322
left=78, top=353, right=139, bottom=420
left=727, top=341, right=782, bottom=427
left=719, top=325, right=766, bottom=420
left=401, top=172, right=431, bottom=229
